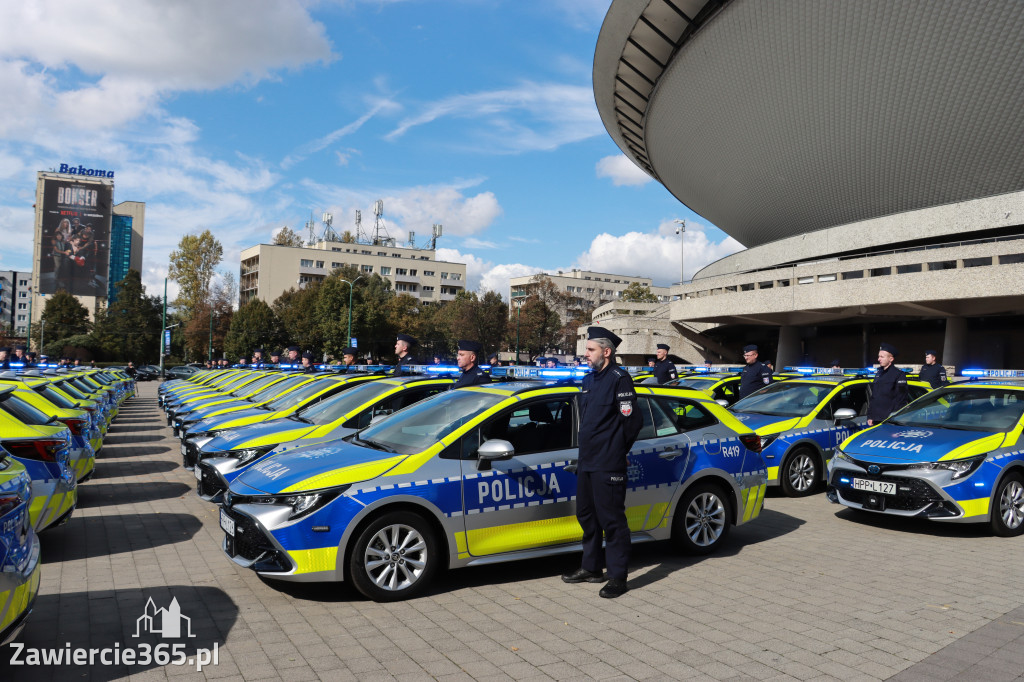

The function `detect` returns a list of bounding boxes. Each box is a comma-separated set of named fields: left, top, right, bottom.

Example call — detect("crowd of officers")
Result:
left=0, top=344, right=96, bottom=370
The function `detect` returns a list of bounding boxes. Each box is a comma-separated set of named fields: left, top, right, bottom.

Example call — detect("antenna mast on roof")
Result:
left=372, top=200, right=395, bottom=247
left=322, top=212, right=340, bottom=242
left=426, top=223, right=443, bottom=250
left=354, top=209, right=369, bottom=244
left=305, top=212, right=317, bottom=246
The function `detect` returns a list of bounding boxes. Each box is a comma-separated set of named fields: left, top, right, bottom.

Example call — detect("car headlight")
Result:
left=231, top=487, right=347, bottom=520
left=907, top=456, right=985, bottom=480
left=193, top=436, right=215, bottom=450
left=226, top=446, right=273, bottom=465
left=759, top=435, right=779, bottom=450
left=832, top=450, right=853, bottom=463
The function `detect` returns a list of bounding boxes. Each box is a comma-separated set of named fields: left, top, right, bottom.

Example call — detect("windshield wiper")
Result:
left=289, top=415, right=312, bottom=424
left=355, top=436, right=397, bottom=453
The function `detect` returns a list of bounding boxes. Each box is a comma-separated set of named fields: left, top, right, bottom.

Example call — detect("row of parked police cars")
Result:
left=153, top=360, right=1024, bottom=603
left=0, top=365, right=135, bottom=645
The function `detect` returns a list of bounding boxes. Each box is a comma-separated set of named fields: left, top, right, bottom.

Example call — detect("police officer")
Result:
left=867, top=343, right=909, bottom=426
left=393, top=333, right=417, bottom=373
left=338, top=347, right=358, bottom=372
left=562, top=326, right=642, bottom=598
left=269, top=349, right=282, bottom=365
left=0, top=347, right=9, bottom=369
left=300, top=352, right=316, bottom=373
left=918, top=349, right=948, bottom=389
left=285, top=346, right=300, bottom=364
left=738, top=344, right=772, bottom=398
left=11, top=345, right=28, bottom=366
left=652, top=343, right=678, bottom=383
left=452, top=340, right=491, bottom=388
left=252, top=348, right=265, bottom=366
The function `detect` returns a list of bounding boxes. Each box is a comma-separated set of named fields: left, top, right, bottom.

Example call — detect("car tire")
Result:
left=672, top=481, right=731, bottom=555
left=348, top=510, right=440, bottom=602
left=991, top=471, right=1024, bottom=537
left=780, top=447, right=820, bottom=497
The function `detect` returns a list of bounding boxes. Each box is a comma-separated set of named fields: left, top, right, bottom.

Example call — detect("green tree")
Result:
left=223, top=299, right=285, bottom=361
left=168, top=230, right=223, bottom=354
left=350, top=274, right=397, bottom=360
left=273, top=226, right=305, bottom=247
left=184, top=273, right=237, bottom=361
left=92, top=270, right=163, bottom=362
left=34, top=290, right=91, bottom=350
left=507, top=297, right=560, bottom=357
left=273, top=281, right=324, bottom=352
left=620, top=281, right=658, bottom=303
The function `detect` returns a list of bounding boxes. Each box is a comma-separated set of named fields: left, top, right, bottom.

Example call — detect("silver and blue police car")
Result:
left=828, top=374, right=1024, bottom=535
left=0, top=451, right=41, bottom=646
left=728, top=371, right=932, bottom=496
left=219, top=378, right=768, bottom=601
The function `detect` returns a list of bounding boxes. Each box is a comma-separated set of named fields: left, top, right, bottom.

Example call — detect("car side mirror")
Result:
left=716, top=399, right=729, bottom=407
left=476, top=439, right=515, bottom=471
left=834, top=407, right=857, bottom=424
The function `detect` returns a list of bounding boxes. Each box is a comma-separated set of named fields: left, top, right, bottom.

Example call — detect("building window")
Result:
left=18, top=314, right=27, bottom=321
left=896, top=264, right=922, bottom=274
left=422, top=285, right=434, bottom=292
left=964, top=257, right=993, bottom=268
left=300, top=259, right=314, bottom=267
left=18, top=291, right=26, bottom=298
left=332, top=262, right=342, bottom=268
left=928, top=261, right=957, bottom=270
left=740, top=283, right=755, bottom=291
left=842, top=270, right=864, bottom=279
left=758, top=281, right=773, bottom=289
left=361, top=250, right=372, bottom=255
left=332, top=247, right=341, bottom=252
left=870, top=267, right=891, bottom=277
left=380, top=266, right=391, bottom=276
left=999, top=253, right=1024, bottom=264
left=361, top=265, right=373, bottom=273
left=17, top=302, right=27, bottom=310
left=409, top=269, right=417, bottom=276
left=392, top=253, right=401, bottom=258
left=441, top=272, right=449, bottom=279
left=818, top=274, right=837, bottom=282
left=315, top=261, right=324, bottom=269
left=396, top=268, right=407, bottom=275
left=423, top=270, right=435, bottom=277
left=19, top=280, right=27, bottom=286
left=450, top=273, right=462, bottom=281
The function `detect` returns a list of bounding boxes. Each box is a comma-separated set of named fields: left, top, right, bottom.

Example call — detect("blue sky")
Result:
left=0, top=0, right=741, bottom=300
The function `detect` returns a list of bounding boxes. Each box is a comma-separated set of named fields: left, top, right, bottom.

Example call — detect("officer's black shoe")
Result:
left=599, top=578, right=629, bottom=598
left=561, top=568, right=606, bottom=584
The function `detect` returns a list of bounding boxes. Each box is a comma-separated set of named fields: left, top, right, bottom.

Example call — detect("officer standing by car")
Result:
left=918, top=349, right=948, bottom=389
left=867, top=343, right=909, bottom=426
left=269, top=349, right=282, bottom=365
left=338, top=347, right=358, bottom=372
left=452, top=340, right=491, bottom=388
left=393, top=333, right=418, bottom=374
left=300, top=352, right=316, bottom=373
left=285, top=346, right=300, bottom=364
left=562, top=326, right=642, bottom=598
left=0, top=347, right=9, bottom=369
left=652, top=343, right=678, bottom=383
left=738, top=344, right=772, bottom=398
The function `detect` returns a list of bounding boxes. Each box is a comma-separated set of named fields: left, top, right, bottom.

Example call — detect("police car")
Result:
left=180, top=374, right=383, bottom=469
left=666, top=372, right=742, bottom=405
left=172, top=373, right=319, bottom=437
left=0, top=451, right=41, bottom=646
left=195, top=374, right=456, bottom=502
left=828, top=374, right=1024, bottom=535
left=729, top=372, right=932, bottom=496
left=219, top=378, right=768, bottom=601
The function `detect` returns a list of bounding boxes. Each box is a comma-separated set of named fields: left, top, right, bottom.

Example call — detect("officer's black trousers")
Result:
left=576, top=469, right=630, bottom=580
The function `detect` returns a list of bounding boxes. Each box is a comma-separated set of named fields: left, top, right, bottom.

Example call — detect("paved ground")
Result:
left=3, top=382, right=1024, bottom=681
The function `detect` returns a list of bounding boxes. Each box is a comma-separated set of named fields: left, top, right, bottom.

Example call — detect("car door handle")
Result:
left=659, top=450, right=683, bottom=460
left=563, top=461, right=578, bottom=473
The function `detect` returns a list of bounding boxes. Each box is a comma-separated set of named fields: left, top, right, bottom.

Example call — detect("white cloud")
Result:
left=281, top=99, right=398, bottom=169
left=574, top=220, right=744, bottom=286
left=547, top=0, right=611, bottom=31
left=435, top=249, right=543, bottom=299
left=596, top=153, right=652, bottom=187
left=386, top=82, right=603, bottom=153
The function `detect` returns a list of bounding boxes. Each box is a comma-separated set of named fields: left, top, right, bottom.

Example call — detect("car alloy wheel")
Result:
left=673, top=482, right=730, bottom=555
left=781, top=448, right=820, bottom=497
left=349, top=511, right=440, bottom=601
left=992, top=472, right=1024, bottom=537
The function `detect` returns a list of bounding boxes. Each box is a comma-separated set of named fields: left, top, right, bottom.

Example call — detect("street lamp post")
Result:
left=208, top=304, right=214, bottom=363
left=514, top=298, right=524, bottom=365
left=159, top=278, right=167, bottom=378
left=339, top=276, right=364, bottom=348
left=673, top=219, right=686, bottom=285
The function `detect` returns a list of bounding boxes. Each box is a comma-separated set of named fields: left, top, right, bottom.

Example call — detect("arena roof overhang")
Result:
left=594, top=0, right=1024, bottom=248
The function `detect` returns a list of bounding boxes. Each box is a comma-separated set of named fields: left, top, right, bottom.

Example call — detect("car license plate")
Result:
left=853, top=478, right=896, bottom=495
left=195, top=466, right=202, bottom=481
left=180, top=443, right=187, bottom=456
left=220, top=509, right=235, bottom=536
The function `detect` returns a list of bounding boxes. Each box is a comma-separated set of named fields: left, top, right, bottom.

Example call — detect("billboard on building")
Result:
left=37, top=178, right=112, bottom=296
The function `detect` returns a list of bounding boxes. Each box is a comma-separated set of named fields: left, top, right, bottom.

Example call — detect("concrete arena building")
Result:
left=593, top=0, right=1024, bottom=370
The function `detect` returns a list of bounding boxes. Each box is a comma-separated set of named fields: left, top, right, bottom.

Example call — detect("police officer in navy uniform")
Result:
left=738, top=344, right=772, bottom=398
left=562, top=326, right=642, bottom=598
left=867, top=343, right=909, bottom=426
left=652, top=343, right=678, bottom=383
left=338, top=347, right=358, bottom=373
left=269, top=349, right=282, bottom=365
left=285, top=346, right=300, bottom=364
left=918, top=349, right=948, bottom=389
left=452, top=340, right=491, bottom=388
left=393, top=333, right=418, bottom=374
left=300, top=352, right=316, bottom=373
left=0, top=347, right=9, bottom=369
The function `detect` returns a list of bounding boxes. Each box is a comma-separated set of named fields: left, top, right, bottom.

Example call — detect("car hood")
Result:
left=186, top=400, right=252, bottom=420
left=841, top=424, right=1006, bottom=464
left=195, top=408, right=270, bottom=431
left=202, top=419, right=314, bottom=451
left=729, top=412, right=802, bottom=435
left=233, top=440, right=406, bottom=494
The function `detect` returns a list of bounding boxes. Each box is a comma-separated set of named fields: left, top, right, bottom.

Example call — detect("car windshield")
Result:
left=670, top=378, right=716, bottom=391
left=230, top=374, right=280, bottom=397
left=264, top=378, right=337, bottom=411
left=218, top=374, right=258, bottom=393
left=39, top=386, right=76, bottom=409
left=357, top=390, right=506, bottom=455
left=297, top=382, right=396, bottom=426
left=0, top=393, right=54, bottom=426
left=731, top=381, right=833, bottom=417
left=249, top=375, right=307, bottom=403
left=69, top=378, right=98, bottom=395
left=56, top=381, right=88, bottom=400
left=888, top=386, right=1024, bottom=432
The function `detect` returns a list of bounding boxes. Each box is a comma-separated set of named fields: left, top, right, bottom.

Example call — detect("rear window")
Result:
left=0, top=393, right=53, bottom=426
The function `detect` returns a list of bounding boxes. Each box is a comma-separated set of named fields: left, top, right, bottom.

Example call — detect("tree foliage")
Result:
left=92, top=270, right=163, bottom=362
left=34, top=290, right=91, bottom=350
left=183, top=273, right=237, bottom=360
left=272, top=226, right=305, bottom=247
left=224, top=299, right=286, bottom=361
left=620, top=281, right=658, bottom=303
left=168, top=230, right=223, bottom=352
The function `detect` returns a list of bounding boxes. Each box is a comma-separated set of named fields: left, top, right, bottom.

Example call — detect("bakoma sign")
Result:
left=58, top=163, right=114, bottom=178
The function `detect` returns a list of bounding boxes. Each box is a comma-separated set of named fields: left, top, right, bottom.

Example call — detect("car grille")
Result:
left=222, top=508, right=289, bottom=571
left=182, top=440, right=199, bottom=468
left=195, top=464, right=223, bottom=499
left=830, top=469, right=944, bottom=511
